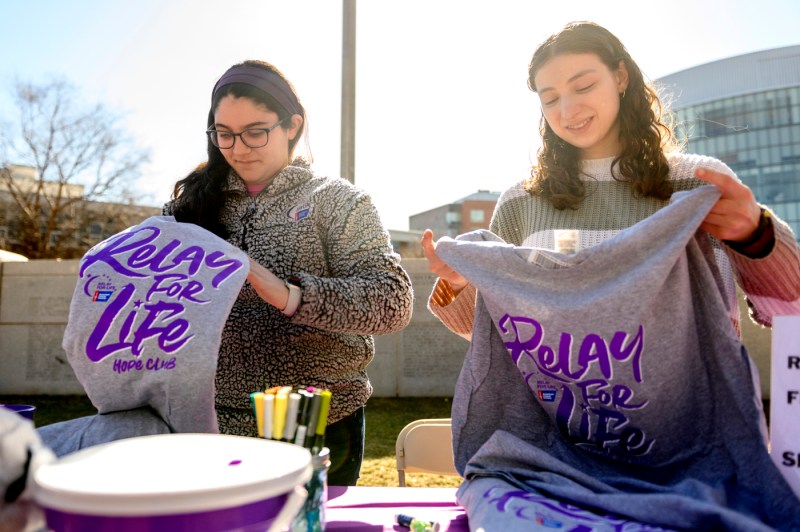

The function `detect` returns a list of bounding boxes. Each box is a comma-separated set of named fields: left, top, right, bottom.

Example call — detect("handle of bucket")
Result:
left=268, top=484, right=307, bottom=532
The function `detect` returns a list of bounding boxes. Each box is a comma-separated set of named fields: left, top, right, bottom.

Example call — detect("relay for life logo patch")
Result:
left=287, top=204, right=312, bottom=221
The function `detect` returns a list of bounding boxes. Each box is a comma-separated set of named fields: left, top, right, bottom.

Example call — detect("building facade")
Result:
left=1, top=164, right=161, bottom=257
left=388, top=229, right=425, bottom=258
left=409, top=190, right=500, bottom=238
left=658, top=45, right=800, bottom=241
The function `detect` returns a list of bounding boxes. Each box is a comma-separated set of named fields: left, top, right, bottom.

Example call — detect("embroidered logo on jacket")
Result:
left=287, top=204, right=312, bottom=221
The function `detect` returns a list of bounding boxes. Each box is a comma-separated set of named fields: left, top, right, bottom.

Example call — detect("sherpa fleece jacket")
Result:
left=165, top=160, right=413, bottom=434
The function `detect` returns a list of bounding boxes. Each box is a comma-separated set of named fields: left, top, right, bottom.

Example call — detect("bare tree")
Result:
left=0, top=78, right=150, bottom=259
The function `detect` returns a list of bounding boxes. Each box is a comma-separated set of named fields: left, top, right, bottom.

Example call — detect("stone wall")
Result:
left=0, top=258, right=773, bottom=399
left=0, top=260, right=83, bottom=394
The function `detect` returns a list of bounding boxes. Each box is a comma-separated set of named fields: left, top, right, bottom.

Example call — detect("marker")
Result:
left=312, top=390, right=332, bottom=452
left=262, top=392, right=274, bottom=440
left=293, top=390, right=312, bottom=446
left=304, top=391, right=323, bottom=449
left=273, top=386, right=291, bottom=440
left=252, top=392, right=265, bottom=437
left=283, top=392, right=301, bottom=441
left=395, top=514, right=440, bottom=532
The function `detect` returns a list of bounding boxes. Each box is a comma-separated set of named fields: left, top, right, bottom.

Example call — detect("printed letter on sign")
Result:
left=770, top=316, right=800, bottom=499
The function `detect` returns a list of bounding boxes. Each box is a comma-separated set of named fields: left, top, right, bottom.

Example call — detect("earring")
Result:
left=620, top=90, right=626, bottom=100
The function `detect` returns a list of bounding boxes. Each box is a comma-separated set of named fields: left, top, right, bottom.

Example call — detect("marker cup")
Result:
left=291, top=447, right=330, bottom=532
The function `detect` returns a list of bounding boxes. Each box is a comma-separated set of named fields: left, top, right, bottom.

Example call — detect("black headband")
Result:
left=212, top=65, right=301, bottom=116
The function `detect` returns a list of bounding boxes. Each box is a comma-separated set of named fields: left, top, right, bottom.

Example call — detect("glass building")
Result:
left=658, top=45, right=800, bottom=241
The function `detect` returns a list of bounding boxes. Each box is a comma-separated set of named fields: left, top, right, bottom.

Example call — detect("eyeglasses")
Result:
left=206, top=116, right=289, bottom=149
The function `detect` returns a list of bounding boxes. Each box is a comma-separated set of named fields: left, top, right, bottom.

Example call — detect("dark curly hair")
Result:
left=169, top=60, right=306, bottom=237
left=526, top=21, right=679, bottom=209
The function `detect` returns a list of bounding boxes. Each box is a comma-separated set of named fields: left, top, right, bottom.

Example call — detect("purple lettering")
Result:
left=555, top=385, right=577, bottom=442
left=483, top=486, right=638, bottom=527
left=146, top=357, right=177, bottom=370
left=87, top=284, right=136, bottom=362
left=619, top=425, right=653, bottom=456
left=578, top=380, right=647, bottom=410
left=85, top=284, right=193, bottom=362
left=499, top=315, right=543, bottom=365
left=112, top=358, right=143, bottom=373
left=587, top=407, right=625, bottom=451
left=571, top=406, right=653, bottom=457
left=205, top=251, right=246, bottom=287
left=80, top=226, right=245, bottom=285
left=146, top=274, right=208, bottom=303
left=128, top=300, right=192, bottom=356
left=609, top=326, right=645, bottom=382
left=80, top=227, right=160, bottom=278
left=169, top=245, right=206, bottom=276
left=127, top=239, right=182, bottom=273
left=577, top=334, right=611, bottom=379
left=499, top=314, right=646, bottom=385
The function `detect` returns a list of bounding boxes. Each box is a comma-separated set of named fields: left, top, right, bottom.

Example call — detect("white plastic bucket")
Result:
left=32, top=433, right=311, bottom=531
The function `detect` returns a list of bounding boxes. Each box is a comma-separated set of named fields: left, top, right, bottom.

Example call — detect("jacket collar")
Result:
left=226, top=159, right=313, bottom=198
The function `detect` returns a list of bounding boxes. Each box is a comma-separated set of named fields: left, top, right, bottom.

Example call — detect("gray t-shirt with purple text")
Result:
left=40, top=216, right=248, bottom=456
left=437, top=186, right=799, bottom=531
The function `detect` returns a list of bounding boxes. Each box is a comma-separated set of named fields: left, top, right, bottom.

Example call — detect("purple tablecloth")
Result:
left=326, top=486, right=468, bottom=530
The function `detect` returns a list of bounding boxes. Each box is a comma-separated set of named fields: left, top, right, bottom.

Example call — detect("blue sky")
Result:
left=1, top=0, right=799, bottom=230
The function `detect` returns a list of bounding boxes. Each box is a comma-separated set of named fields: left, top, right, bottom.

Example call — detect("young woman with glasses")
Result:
left=164, top=60, right=413, bottom=486
left=421, top=21, right=800, bottom=529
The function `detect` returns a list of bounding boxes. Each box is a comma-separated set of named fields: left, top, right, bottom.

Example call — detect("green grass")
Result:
left=362, top=396, right=461, bottom=487
left=0, top=395, right=462, bottom=487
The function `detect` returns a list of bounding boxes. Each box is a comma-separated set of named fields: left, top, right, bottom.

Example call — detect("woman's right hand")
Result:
left=246, top=257, right=291, bottom=311
left=421, top=229, right=468, bottom=294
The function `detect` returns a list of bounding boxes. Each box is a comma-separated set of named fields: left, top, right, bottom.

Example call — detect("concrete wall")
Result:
left=0, top=258, right=470, bottom=398
left=0, top=258, right=773, bottom=399
left=0, top=260, right=84, bottom=394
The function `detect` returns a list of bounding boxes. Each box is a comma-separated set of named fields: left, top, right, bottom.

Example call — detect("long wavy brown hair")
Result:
left=526, top=21, right=679, bottom=209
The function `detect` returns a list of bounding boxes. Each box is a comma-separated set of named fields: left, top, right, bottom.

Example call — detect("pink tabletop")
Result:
left=326, top=486, right=469, bottom=531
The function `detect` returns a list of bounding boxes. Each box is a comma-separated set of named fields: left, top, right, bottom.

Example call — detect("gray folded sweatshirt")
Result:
left=39, top=216, right=249, bottom=456
left=436, top=186, right=800, bottom=531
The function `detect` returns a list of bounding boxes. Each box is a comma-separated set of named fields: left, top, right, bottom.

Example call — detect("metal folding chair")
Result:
left=395, top=418, right=460, bottom=486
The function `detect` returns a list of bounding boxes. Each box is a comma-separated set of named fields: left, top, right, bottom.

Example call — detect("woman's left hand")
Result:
left=695, top=167, right=761, bottom=243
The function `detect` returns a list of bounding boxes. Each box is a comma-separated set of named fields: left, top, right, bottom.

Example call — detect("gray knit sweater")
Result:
left=164, top=161, right=413, bottom=433
left=430, top=152, right=800, bottom=337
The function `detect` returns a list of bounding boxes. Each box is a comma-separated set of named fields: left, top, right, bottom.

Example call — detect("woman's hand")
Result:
left=246, top=257, right=290, bottom=310
left=421, top=229, right=468, bottom=294
left=695, top=167, right=762, bottom=243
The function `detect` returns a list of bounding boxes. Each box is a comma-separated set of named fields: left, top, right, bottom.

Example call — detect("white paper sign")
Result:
left=770, top=315, right=800, bottom=499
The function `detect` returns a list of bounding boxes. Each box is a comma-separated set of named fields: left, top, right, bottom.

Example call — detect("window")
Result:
left=445, top=212, right=461, bottom=224
left=469, top=209, right=485, bottom=223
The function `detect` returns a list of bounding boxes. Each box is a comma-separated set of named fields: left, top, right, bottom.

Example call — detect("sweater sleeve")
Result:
left=725, top=206, right=800, bottom=327
left=425, top=186, right=521, bottom=340
left=289, top=185, right=413, bottom=335
left=427, top=280, right=476, bottom=341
